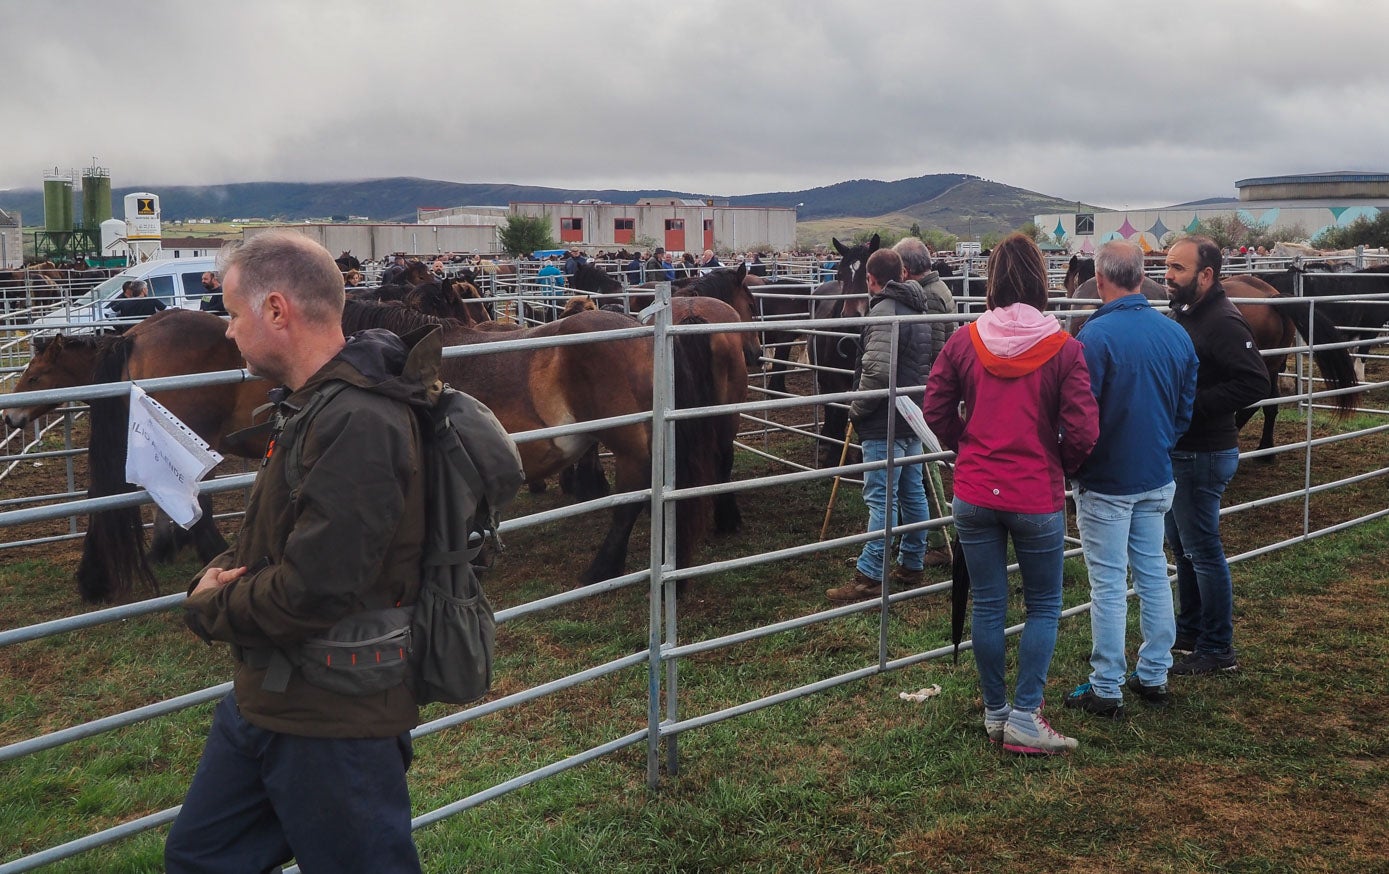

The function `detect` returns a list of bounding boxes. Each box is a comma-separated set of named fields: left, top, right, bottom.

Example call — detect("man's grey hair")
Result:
left=218, top=230, right=344, bottom=324
left=128, top=280, right=147, bottom=295
left=893, top=237, right=934, bottom=277
left=1095, top=240, right=1145, bottom=292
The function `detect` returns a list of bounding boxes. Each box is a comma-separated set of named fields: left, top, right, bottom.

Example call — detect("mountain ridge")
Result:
left=0, top=173, right=1213, bottom=242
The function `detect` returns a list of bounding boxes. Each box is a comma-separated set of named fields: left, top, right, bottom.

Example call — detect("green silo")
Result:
left=43, top=176, right=74, bottom=233
left=81, top=166, right=112, bottom=230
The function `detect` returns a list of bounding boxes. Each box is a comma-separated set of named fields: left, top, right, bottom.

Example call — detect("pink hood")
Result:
left=974, top=303, right=1062, bottom=357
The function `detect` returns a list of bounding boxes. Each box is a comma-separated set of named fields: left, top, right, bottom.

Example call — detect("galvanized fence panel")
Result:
left=1, top=288, right=1387, bottom=870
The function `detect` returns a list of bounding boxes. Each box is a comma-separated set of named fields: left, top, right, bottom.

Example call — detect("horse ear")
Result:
left=736, top=262, right=747, bottom=282
left=832, top=238, right=847, bottom=256
left=1069, top=255, right=1079, bottom=267
left=869, top=234, right=881, bottom=251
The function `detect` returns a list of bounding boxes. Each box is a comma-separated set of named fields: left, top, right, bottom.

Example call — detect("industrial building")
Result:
left=242, top=222, right=499, bottom=259
left=0, top=207, right=20, bottom=268
left=507, top=198, right=796, bottom=254
left=1035, top=171, right=1389, bottom=254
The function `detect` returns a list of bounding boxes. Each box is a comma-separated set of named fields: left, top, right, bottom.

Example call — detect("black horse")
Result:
left=1257, top=264, right=1389, bottom=372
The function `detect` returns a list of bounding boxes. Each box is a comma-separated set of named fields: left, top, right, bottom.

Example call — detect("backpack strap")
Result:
left=424, top=409, right=491, bottom=567
left=282, top=381, right=351, bottom=496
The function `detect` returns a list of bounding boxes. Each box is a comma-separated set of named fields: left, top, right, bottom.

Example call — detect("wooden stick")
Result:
left=819, top=423, right=855, bottom=541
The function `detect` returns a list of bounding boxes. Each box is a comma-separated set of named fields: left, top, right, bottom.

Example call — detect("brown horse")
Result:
left=338, top=297, right=748, bottom=585
left=2, top=310, right=268, bottom=602
left=1221, top=275, right=1360, bottom=453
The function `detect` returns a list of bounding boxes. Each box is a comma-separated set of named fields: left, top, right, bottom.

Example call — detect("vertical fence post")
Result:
left=878, top=326, right=900, bottom=668
left=647, top=280, right=674, bottom=789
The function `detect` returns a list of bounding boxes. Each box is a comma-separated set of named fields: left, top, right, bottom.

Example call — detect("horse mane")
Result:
left=75, top=332, right=157, bottom=602
left=341, top=297, right=467, bottom=337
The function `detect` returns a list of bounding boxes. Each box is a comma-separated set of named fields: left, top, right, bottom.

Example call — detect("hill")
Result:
left=0, top=173, right=1149, bottom=244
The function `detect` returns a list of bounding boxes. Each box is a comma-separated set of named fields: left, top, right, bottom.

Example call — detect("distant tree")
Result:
left=909, top=222, right=922, bottom=239
left=1017, top=221, right=1060, bottom=247
left=920, top=227, right=958, bottom=253
left=980, top=231, right=1004, bottom=251
left=1313, top=213, right=1389, bottom=249
left=1188, top=214, right=1254, bottom=250
left=499, top=213, right=556, bottom=256
left=634, top=234, right=660, bottom=253
left=852, top=228, right=906, bottom=249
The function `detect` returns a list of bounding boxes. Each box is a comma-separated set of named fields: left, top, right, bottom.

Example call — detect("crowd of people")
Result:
left=841, top=233, right=1263, bottom=755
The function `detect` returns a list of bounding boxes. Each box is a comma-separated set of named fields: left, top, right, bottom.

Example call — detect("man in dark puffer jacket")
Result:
left=828, top=248, right=942, bottom=601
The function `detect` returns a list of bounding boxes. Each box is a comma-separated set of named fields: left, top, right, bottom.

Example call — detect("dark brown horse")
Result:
left=405, top=277, right=490, bottom=325
left=807, top=235, right=879, bottom=467
left=576, top=263, right=762, bottom=370
left=339, top=297, right=748, bottom=585
left=743, top=273, right=822, bottom=395
left=3, top=310, right=269, bottom=602
left=1222, top=275, right=1360, bottom=453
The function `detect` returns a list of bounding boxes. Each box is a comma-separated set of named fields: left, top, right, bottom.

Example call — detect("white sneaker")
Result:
left=1002, top=709, right=1078, bottom=756
left=983, top=706, right=1011, bottom=744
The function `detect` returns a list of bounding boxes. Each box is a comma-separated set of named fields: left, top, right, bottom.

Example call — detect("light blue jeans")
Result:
left=1075, top=482, right=1177, bottom=697
left=856, top=437, right=928, bottom=581
left=953, top=497, right=1065, bottom=712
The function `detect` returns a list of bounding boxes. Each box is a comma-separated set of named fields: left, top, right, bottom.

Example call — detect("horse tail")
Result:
left=671, top=315, right=721, bottom=571
left=74, top=335, right=156, bottom=603
left=1280, top=297, right=1360, bottom=417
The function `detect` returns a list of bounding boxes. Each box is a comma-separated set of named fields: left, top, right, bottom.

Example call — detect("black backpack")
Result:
left=265, top=380, right=524, bottom=705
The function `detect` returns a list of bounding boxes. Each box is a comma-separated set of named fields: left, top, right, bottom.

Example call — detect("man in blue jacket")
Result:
left=1065, top=241, right=1198, bottom=718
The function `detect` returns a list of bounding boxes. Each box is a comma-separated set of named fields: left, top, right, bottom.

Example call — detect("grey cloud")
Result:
left=3, top=0, right=1388, bottom=210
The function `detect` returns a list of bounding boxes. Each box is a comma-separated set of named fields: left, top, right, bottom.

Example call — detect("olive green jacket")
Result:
left=185, top=326, right=441, bottom=738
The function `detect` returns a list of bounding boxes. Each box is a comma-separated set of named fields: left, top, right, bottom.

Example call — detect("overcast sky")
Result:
left=4, top=0, right=1386, bottom=210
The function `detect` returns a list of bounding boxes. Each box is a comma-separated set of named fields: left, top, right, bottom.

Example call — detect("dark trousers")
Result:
left=165, top=693, right=421, bottom=874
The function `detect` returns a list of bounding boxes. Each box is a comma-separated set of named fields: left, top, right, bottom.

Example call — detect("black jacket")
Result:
left=1169, top=281, right=1270, bottom=451
left=107, top=297, right=167, bottom=319
left=850, top=280, right=938, bottom=441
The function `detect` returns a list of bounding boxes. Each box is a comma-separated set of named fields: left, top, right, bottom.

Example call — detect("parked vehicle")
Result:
left=30, top=257, right=218, bottom=331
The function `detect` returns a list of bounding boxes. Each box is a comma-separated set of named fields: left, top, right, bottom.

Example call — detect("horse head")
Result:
left=2, top=332, right=101, bottom=429
left=559, top=295, right=598, bottom=319
left=572, top=262, right=623, bottom=295
left=1064, top=255, right=1095, bottom=295
left=831, top=235, right=878, bottom=319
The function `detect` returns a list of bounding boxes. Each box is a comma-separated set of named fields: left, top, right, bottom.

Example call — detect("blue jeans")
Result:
left=165, top=694, right=421, bottom=874
left=1075, top=483, right=1177, bottom=696
left=856, top=438, right=929, bottom=581
left=953, top=498, right=1065, bottom=712
left=1165, top=448, right=1240, bottom=653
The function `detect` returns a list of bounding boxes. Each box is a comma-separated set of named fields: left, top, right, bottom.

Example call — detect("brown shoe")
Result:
left=890, top=565, right=924, bottom=586
left=826, top=570, right=882, bottom=602
left=922, top=547, right=952, bottom=568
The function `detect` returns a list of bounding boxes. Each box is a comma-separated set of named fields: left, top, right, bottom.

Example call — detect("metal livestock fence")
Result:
left=1, top=285, right=1388, bottom=870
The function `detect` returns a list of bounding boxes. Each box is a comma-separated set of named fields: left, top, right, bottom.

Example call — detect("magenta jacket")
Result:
left=924, top=303, right=1099, bottom=514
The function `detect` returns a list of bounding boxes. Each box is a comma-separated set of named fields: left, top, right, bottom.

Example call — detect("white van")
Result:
left=31, top=256, right=219, bottom=331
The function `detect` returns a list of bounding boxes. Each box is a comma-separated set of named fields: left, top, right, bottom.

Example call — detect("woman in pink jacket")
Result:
left=924, top=234, right=1099, bottom=756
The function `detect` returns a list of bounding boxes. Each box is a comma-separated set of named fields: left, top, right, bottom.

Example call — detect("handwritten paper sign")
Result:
left=125, top=385, right=223, bottom=528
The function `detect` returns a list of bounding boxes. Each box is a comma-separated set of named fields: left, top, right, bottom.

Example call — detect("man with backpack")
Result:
left=166, top=231, right=432, bottom=873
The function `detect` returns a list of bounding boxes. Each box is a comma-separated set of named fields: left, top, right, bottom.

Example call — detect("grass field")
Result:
left=2, top=392, right=1387, bottom=872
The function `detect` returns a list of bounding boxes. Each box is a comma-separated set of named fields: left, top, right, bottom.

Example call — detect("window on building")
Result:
left=703, top=219, right=714, bottom=231
left=664, top=219, right=685, bottom=232
left=560, top=216, right=584, bottom=242
left=1075, top=213, right=1095, bottom=235
left=614, top=217, right=635, bottom=244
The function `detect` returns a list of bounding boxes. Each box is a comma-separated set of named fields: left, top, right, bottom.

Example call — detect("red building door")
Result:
left=664, top=218, right=685, bottom=252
